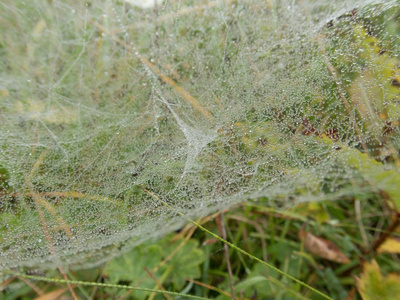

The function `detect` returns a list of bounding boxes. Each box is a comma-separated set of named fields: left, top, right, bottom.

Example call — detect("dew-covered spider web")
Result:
left=0, top=0, right=399, bottom=272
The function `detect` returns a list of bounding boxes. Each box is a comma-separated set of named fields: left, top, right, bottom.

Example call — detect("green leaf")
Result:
left=233, top=262, right=282, bottom=298
left=235, top=275, right=271, bottom=296
left=162, top=239, right=205, bottom=290
left=104, top=243, right=163, bottom=299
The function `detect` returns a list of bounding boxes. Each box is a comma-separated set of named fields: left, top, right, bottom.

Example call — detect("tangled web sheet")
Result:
left=0, top=0, right=399, bottom=272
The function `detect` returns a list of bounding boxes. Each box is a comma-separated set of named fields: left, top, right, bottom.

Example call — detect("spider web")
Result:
left=0, top=0, right=399, bottom=272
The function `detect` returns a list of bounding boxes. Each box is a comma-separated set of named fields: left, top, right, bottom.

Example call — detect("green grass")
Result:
left=3, top=199, right=399, bottom=299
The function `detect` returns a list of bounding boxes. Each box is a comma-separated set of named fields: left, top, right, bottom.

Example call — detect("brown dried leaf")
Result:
left=298, top=228, right=350, bottom=264
left=202, top=238, right=219, bottom=246
left=34, top=289, right=67, bottom=300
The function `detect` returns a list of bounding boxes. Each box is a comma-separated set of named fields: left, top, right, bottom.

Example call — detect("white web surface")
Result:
left=0, top=0, right=399, bottom=272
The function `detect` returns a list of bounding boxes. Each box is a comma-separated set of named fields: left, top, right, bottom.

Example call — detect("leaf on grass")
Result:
left=104, top=244, right=163, bottom=299
left=377, top=237, right=400, bottom=254
left=292, top=202, right=330, bottom=224
left=234, top=275, right=270, bottom=295
left=233, top=263, right=279, bottom=298
left=202, top=238, right=219, bottom=246
left=298, top=228, right=350, bottom=264
left=356, top=260, right=400, bottom=300
left=162, top=239, right=205, bottom=290
left=34, top=289, right=66, bottom=300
